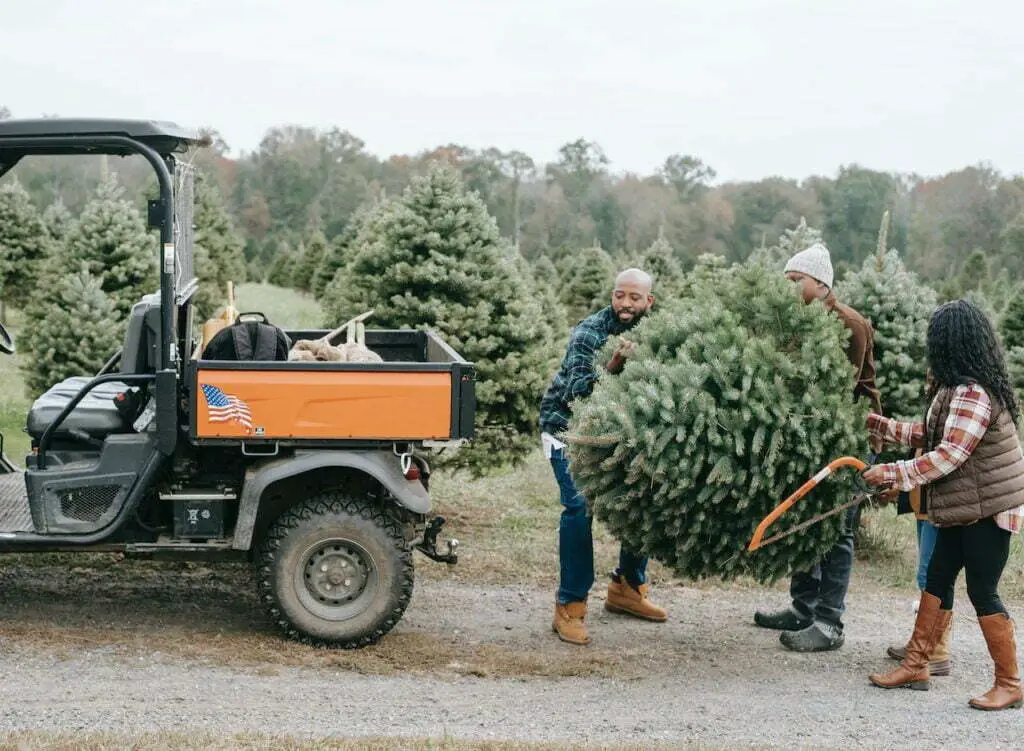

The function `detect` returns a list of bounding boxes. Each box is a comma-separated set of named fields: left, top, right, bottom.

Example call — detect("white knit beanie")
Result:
left=784, top=242, right=834, bottom=289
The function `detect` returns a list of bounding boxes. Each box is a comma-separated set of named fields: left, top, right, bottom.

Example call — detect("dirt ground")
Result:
left=0, top=555, right=1019, bottom=750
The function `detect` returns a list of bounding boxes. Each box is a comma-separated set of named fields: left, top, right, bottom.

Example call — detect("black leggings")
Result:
left=925, top=518, right=1012, bottom=617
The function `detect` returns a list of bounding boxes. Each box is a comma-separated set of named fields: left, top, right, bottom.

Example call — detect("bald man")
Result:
left=540, top=268, right=668, bottom=645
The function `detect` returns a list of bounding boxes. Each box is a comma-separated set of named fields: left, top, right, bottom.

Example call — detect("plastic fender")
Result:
left=232, top=449, right=429, bottom=551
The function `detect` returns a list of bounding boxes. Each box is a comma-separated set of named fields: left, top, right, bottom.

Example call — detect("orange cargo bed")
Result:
left=188, top=329, right=475, bottom=445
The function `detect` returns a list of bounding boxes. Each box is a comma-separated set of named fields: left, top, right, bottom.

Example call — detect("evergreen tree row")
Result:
left=0, top=172, right=246, bottom=397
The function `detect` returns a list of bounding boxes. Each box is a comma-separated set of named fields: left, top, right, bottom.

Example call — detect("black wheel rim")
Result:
left=294, top=538, right=378, bottom=622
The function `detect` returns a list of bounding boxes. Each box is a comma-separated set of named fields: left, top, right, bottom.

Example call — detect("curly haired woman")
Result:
left=862, top=299, right=1024, bottom=711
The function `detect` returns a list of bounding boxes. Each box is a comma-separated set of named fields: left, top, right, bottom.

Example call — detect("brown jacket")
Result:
left=925, top=387, right=1024, bottom=527
left=824, top=292, right=882, bottom=414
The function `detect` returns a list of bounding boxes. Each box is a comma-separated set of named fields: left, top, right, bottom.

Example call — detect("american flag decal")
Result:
left=200, top=384, right=254, bottom=431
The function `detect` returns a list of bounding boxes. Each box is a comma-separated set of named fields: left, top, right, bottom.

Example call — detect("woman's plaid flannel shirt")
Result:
left=867, top=383, right=1023, bottom=533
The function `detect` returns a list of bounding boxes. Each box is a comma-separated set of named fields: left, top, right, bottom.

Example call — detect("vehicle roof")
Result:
left=0, top=118, right=204, bottom=156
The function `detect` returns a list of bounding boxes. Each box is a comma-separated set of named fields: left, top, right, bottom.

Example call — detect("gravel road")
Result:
left=0, top=562, right=1020, bottom=749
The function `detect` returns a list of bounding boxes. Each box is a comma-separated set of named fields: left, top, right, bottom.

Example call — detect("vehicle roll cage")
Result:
left=0, top=118, right=208, bottom=457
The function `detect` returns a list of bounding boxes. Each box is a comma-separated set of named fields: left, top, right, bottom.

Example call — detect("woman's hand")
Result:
left=869, top=487, right=901, bottom=507
left=862, top=465, right=890, bottom=487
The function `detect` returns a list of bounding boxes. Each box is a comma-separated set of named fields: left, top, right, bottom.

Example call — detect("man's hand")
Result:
left=606, top=338, right=636, bottom=374
left=862, top=465, right=890, bottom=487
left=870, top=435, right=883, bottom=455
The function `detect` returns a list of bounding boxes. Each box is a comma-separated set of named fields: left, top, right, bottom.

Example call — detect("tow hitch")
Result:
left=415, top=515, right=459, bottom=564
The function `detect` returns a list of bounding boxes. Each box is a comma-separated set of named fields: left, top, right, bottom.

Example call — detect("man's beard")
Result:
left=616, top=307, right=647, bottom=330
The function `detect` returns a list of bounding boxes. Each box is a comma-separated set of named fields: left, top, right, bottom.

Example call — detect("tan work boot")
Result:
left=552, top=600, right=590, bottom=645
left=969, top=613, right=1023, bottom=711
left=887, top=612, right=952, bottom=676
left=605, top=573, right=667, bottom=622
left=870, top=592, right=952, bottom=690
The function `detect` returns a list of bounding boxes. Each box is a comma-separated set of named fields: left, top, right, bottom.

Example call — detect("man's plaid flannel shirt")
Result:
left=540, top=307, right=625, bottom=437
left=867, top=383, right=1023, bottom=533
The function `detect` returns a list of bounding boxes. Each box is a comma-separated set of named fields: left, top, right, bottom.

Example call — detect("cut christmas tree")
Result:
left=564, top=263, right=869, bottom=583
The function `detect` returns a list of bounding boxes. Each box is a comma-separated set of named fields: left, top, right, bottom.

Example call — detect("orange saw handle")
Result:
left=747, top=456, right=868, bottom=552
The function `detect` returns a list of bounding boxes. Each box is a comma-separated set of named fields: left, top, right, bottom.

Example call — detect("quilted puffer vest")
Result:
left=925, top=386, right=1024, bottom=527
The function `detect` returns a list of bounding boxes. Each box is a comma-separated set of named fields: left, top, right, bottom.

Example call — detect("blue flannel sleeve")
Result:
left=564, top=327, right=603, bottom=402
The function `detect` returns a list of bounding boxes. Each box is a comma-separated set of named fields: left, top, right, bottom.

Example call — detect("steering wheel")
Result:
left=0, top=319, right=15, bottom=355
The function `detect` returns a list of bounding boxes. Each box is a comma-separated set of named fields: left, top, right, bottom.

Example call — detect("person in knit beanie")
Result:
left=754, top=241, right=883, bottom=652
left=784, top=242, right=834, bottom=300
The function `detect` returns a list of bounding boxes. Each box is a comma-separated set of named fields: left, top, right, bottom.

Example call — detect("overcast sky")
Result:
left=2, top=0, right=1021, bottom=183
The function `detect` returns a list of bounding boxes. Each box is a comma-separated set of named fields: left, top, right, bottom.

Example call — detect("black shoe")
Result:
left=754, top=607, right=812, bottom=631
left=779, top=622, right=845, bottom=652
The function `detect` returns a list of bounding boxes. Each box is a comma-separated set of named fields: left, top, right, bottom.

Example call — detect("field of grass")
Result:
left=235, top=282, right=325, bottom=329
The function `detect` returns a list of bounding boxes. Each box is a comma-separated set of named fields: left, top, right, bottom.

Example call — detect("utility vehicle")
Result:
left=0, top=119, right=474, bottom=646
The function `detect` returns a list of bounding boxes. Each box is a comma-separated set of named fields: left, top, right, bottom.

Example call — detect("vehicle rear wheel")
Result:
left=256, top=491, right=413, bottom=648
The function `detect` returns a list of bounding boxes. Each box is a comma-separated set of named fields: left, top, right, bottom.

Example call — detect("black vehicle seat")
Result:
left=26, top=376, right=130, bottom=439
left=120, top=292, right=160, bottom=375
left=25, top=293, right=160, bottom=440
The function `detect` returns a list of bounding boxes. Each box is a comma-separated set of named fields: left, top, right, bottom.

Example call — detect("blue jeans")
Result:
left=916, top=518, right=939, bottom=591
left=550, top=448, right=648, bottom=604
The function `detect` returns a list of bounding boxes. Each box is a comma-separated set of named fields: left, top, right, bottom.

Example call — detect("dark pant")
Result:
left=550, top=448, right=648, bottom=604
left=789, top=503, right=861, bottom=630
left=925, top=517, right=1012, bottom=617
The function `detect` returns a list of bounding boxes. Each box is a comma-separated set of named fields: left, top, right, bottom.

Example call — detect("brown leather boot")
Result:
left=552, top=600, right=590, bottom=645
left=969, top=613, right=1023, bottom=711
left=605, top=573, right=667, bottom=622
left=870, top=592, right=952, bottom=690
left=887, top=613, right=952, bottom=676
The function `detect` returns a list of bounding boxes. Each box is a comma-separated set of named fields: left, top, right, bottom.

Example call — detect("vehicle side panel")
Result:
left=193, top=368, right=452, bottom=440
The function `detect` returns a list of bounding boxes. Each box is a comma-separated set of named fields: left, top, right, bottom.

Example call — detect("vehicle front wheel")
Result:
left=256, top=492, right=414, bottom=648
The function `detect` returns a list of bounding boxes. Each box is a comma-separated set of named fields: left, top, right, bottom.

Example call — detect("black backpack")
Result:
left=202, top=312, right=291, bottom=361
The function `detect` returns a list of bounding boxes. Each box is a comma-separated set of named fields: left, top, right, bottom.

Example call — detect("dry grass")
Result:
left=0, top=734, right=692, bottom=751
left=424, top=452, right=681, bottom=591
left=854, top=507, right=920, bottom=589
left=856, top=504, right=1024, bottom=599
